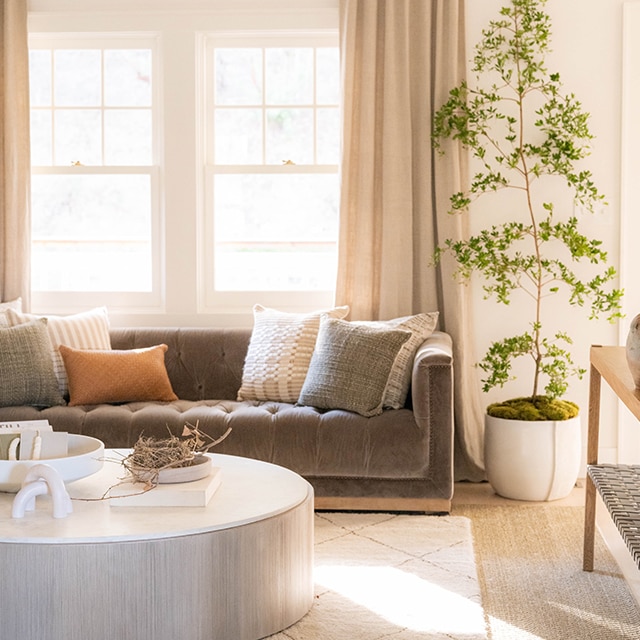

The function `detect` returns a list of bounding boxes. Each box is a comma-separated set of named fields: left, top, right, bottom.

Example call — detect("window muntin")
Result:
left=205, top=37, right=340, bottom=302
left=30, top=47, right=153, bottom=166
left=28, top=38, right=158, bottom=300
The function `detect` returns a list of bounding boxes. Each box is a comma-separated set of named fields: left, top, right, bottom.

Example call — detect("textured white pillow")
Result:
left=7, top=307, right=111, bottom=398
left=354, top=312, right=439, bottom=409
left=237, top=304, right=349, bottom=403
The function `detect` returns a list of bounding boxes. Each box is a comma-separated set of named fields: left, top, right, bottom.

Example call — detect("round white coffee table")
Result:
left=0, top=453, right=314, bottom=640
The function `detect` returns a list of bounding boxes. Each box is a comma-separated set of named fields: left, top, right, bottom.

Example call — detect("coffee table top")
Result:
left=0, top=452, right=312, bottom=544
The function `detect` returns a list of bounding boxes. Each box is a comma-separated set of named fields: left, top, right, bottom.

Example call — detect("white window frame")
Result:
left=28, top=33, right=164, bottom=315
left=198, top=30, right=339, bottom=314
left=26, top=2, right=339, bottom=325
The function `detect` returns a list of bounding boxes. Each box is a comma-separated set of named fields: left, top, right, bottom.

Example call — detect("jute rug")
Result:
left=269, top=511, right=488, bottom=639
left=455, top=504, right=640, bottom=639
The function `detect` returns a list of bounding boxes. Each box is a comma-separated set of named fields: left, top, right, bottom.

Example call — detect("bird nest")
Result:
left=121, top=422, right=231, bottom=485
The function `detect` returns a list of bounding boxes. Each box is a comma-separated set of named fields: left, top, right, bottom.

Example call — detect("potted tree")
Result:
left=433, top=0, right=623, bottom=500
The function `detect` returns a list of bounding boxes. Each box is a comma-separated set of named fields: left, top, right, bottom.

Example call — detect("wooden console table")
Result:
left=583, top=345, right=640, bottom=571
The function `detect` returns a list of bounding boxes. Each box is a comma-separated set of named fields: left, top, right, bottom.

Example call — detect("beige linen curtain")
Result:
left=337, top=0, right=484, bottom=480
left=0, top=0, right=31, bottom=308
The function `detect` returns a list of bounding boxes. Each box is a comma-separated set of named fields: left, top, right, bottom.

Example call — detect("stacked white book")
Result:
left=107, top=466, right=222, bottom=508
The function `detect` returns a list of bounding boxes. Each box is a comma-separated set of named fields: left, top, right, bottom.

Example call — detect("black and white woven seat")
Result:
left=588, top=464, right=640, bottom=569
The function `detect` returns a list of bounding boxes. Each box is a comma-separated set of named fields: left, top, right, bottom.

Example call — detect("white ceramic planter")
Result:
left=484, top=414, right=581, bottom=501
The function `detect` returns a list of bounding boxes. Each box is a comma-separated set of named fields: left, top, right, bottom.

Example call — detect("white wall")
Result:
left=28, top=0, right=634, bottom=462
left=465, top=0, right=629, bottom=464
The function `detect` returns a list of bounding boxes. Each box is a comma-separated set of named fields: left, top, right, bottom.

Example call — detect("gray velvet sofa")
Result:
left=0, top=327, right=454, bottom=513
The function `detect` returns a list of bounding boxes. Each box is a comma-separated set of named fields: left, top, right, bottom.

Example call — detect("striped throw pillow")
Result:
left=0, top=297, right=22, bottom=328
left=7, top=307, right=111, bottom=398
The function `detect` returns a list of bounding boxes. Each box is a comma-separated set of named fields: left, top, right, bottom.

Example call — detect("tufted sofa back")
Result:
left=109, top=327, right=251, bottom=402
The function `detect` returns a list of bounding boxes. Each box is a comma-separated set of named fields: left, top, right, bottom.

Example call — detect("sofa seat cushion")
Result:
left=0, top=400, right=429, bottom=481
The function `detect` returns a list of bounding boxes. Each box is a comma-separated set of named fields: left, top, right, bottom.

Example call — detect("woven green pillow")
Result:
left=298, top=317, right=411, bottom=417
left=0, top=319, right=65, bottom=408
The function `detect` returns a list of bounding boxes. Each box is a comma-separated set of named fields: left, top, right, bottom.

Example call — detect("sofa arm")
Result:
left=410, top=330, right=454, bottom=500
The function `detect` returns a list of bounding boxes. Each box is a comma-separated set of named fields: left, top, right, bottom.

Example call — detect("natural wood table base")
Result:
left=0, top=453, right=314, bottom=640
left=583, top=346, right=640, bottom=572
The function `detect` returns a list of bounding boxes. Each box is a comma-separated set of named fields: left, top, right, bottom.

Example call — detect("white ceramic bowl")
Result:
left=129, top=454, right=212, bottom=484
left=0, top=434, right=104, bottom=493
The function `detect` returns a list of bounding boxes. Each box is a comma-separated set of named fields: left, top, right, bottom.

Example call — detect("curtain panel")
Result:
left=337, top=0, right=485, bottom=480
left=0, top=0, right=30, bottom=308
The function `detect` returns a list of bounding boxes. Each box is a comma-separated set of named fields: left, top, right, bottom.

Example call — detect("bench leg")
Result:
left=583, top=473, right=596, bottom=571
left=583, top=361, right=601, bottom=572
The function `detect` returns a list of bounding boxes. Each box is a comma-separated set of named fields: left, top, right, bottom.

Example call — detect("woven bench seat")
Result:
left=588, top=464, right=640, bottom=569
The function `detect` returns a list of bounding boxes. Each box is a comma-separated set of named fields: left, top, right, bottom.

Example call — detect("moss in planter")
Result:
left=487, top=396, right=579, bottom=421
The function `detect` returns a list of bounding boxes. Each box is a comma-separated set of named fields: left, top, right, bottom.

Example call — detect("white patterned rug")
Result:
left=268, top=512, right=487, bottom=640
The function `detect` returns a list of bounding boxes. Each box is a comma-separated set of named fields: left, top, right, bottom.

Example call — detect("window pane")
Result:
left=215, top=48, right=262, bottom=106
left=317, top=107, right=340, bottom=164
left=54, top=50, right=101, bottom=106
left=104, top=50, right=152, bottom=107
left=316, top=48, right=339, bottom=105
left=30, top=111, right=52, bottom=166
left=29, top=50, right=52, bottom=107
left=266, top=108, right=313, bottom=164
left=31, top=174, right=152, bottom=292
left=265, top=48, right=313, bottom=105
left=208, top=42, right=339, bottom=298
left=215, top=108, right=262, bottom=164
left=54, top=109, right=102, bottom=165
left=104, top=109, right=152, bottom=165
left=214, top=173, right=338, bottom=290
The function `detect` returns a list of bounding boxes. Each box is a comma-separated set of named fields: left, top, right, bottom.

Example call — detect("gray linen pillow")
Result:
left=0, top=319, right=65, bottom=408
left=353, top=312, right=439, bottom=409
left=298, top=317, right=411, bottom=417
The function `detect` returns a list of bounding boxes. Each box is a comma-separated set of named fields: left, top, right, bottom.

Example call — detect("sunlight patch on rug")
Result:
left=549, top=601, right=640, bottom=637
left=268, top=512, right=487, bottom=640
left=315, top=564, right=485, bottom=635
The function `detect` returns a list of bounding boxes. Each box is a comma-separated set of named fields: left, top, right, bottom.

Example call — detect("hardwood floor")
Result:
left=453, top=480, right=640, bottom=607
left=452, top=480, right=585, bottom=508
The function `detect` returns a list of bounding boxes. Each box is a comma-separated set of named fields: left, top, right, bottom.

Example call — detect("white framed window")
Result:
left=28, top=34, right=162, bottom=313
left=201, top=33, right=340, bottom=312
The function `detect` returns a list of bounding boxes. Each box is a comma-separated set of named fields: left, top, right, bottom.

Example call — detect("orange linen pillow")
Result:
left=59, top=344, right=178, bottom=406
